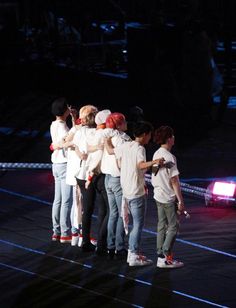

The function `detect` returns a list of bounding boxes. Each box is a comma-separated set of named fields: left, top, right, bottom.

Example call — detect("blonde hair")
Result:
left=79, top=105, right=98, bottom=119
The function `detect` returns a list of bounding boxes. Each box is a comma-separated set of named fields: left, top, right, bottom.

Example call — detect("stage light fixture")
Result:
left=205, top=181, right=236, bottom=206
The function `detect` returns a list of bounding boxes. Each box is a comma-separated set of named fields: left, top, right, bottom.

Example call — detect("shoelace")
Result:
left=137, top=254, right=148, bottom=261
left=166, top=253, right=174, bottom=264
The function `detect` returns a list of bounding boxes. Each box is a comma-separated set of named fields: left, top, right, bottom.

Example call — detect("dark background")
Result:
left=0, top=0, right=236, bottom=162
left=0, top=4, right=236, bottom=307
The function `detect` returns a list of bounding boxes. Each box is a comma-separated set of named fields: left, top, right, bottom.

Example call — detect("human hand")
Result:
left=85, top=180, right=91, bottom=189
left=81, top=152, right=88, bottom=160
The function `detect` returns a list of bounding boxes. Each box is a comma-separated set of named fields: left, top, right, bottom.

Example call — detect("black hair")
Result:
left=133, top=121, right=154, bottom=138
left=51, top=97, right=68, bottom=116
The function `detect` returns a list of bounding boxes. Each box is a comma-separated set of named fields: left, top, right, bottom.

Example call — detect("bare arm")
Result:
left=75, top=146, right=88, bottom=160
left=52, top=135, right=68, bottom=150
left=138, top=158, right=165, bottom=170
left=69, top=108, right=78, bottom=127
left=58, top=131, right=76, bottom=149
left=170, top=175, right=185, bottom=212
left=104, top=137, right=115, bottom=154
left=87, top=143, right=104, bottom=153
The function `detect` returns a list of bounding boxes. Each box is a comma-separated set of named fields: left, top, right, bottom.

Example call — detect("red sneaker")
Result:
left=52, top=234, right=60, bottom=241
left=60, top=235, right=72, bottom=243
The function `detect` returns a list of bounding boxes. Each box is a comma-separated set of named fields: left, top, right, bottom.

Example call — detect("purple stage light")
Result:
left=205, top=181, right=236, bottom=206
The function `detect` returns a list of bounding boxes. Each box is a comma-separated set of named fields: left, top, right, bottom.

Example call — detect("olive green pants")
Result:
left=156, top=201, right=179, bottom=256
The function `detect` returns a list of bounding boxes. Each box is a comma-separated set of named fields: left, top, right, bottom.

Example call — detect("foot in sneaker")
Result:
left=78, top=234, right=83, bottom=247
left=60, top=235, right=72, bottom=243
left=90, top=237, right=97, bottom=246
left=157, top=254, right=184, bottom=268
left=127, top=249, right=131, bottom=264
left=107, top=248, right=115, bottom=260
left=77, top=234, right=97, bottom=247
left=82, top=242, right=96, bottom=252
left=71, top=233, right=79, bottom=246
left=115, top=249, right=128, bottom=259
left=52, top=234, right=60, bottom=241
left=129, top=252, right=153, bottom=267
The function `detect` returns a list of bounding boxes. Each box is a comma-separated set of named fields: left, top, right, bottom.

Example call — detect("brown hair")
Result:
left=84, top=112, right=96, bottom=128
left=154, top=126, right=174, bottom=145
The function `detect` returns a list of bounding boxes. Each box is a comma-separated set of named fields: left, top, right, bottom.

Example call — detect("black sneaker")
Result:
left=82, top=242, right=96, bottom=252
left=107, top=248, right=115, bottom=259
left=115, top=249, right=128, bottom=259
left=95, top=247, right=108, bottom=256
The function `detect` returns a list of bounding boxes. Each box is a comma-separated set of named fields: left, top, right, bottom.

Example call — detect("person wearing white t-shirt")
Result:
left=106, top=121, right=164, bottom=266
left=151, top=126, right=185, bottom=268
left=63, top=114, right=84, bottom=247
left=50, top=97, right=73, bottom=243
left=101, top=112, right=131, bottom=259
left=73, top=106, right=99, bottom=252
left=85, top=109, right=111, bottom=255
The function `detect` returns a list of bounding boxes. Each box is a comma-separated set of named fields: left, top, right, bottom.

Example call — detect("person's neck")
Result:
left=96, top=123, right=106, bottom=130
left=135, top=137, right=144, bottom=145
left=161, top=144, right=172, bottom=152
left=56, top=115, right=66, bottom=122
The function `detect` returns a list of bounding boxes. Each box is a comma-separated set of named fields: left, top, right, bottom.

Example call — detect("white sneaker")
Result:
left=60, top=236, right=72, bottom=243
left=71, top=234, right=79, bottom=246
left=78, top=234, right=83, bottom=247
left=157, top=255, right=184, bottom=268
left=77, top=234, right=97, bottom=247
left=127, top=249, right=131, bottom=264
left=129, top=252, right=153, bottom=267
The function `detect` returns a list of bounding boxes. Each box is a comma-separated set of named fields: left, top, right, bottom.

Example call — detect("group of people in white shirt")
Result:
left=50, top=97, right=185, bottom=268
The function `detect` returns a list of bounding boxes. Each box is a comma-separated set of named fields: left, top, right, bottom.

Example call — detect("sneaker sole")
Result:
left=157, top=263, right=184, bottom=268
left=129, top=261, right=153, bottom=267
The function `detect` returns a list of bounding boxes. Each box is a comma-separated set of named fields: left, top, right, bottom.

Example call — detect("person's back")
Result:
left=112, top=121, right=164, bottom=267
left=50, top=119, right=69, bottom=164
left=151, top=125, right=185, bottom=268
left=102, top=112, right=130, bottom=259
left=116, top=140, right=146, bottom=200
left=50, top=97, right=73, bottom=244
left=151, top=146, right=178, bottom=203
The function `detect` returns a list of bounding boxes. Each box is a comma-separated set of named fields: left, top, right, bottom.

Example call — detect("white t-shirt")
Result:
left=85, top=128, right=104, bottom=175
left=66, top=126, right=81, bottom=185
left=114, top=141, right=146, bottom=199
left=151, top=147, right=179, bottom=203
left=73, top=126, right=96, bottom=180
left=101, top=130, right=131, bottom=177
left=50, top=120, right=69, bottom=163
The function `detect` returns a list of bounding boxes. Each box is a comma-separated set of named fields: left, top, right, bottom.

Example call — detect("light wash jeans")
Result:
left=127, top=195, right=146, bottom=254
left=71, top=185, right=82, bottom=235
left=52, top=163, right=72, bottom=236
left=105, top=174, right=125, bottom=251
left=156, top=200, right=179, bottom=256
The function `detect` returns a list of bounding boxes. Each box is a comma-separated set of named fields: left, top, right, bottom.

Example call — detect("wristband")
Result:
left=49, top=143, right=54, bottom=151
left=88, top=175, right=93, bottom=182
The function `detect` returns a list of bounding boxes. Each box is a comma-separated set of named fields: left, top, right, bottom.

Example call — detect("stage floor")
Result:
left=1, top=168, right=236, bottom=308
left=0, top=74, right=236, bottom=307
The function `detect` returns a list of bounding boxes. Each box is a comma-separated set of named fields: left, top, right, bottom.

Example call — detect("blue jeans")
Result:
left=52, top=163, right=73, bottom=236
left=127, top=196, right=146, bottom=254
left=105, top=174, right=125, bottom=251
left=156, top=201, right=179, bottom=256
